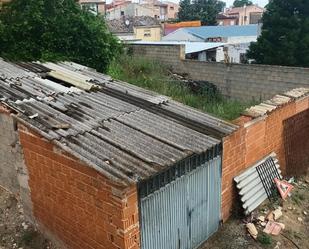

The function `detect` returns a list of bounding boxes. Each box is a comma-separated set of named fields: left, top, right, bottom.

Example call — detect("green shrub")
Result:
left=0, top=0, right=122, bottom=72
left=257, top=232, right=272, bottom=245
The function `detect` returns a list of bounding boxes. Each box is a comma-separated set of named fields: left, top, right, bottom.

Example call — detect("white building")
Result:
left=162, top=24, right=259, bottom=44
left=159, top=25, right=260, bottom=63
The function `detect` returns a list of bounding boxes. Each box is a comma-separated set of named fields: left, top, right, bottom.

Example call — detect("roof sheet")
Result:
left=131, top=41, right=226, bottom=54
left=234, top=153, right=282, bottom=214
left=243, top=88, right=309, bottom=118
left=0, top=59, right=36, bottom=80
left=184, top=24, right=258, bottom=39
left=0, top=60, right=237, bottom=186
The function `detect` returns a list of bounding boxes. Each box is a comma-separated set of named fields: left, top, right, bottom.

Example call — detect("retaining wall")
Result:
left=129, top=44, right=309, bottom=101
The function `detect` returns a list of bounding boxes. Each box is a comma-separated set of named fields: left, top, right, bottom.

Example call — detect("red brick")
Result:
left=19, top=130, right=140, bottom=249
left=221, top=95, right=309, bottom=221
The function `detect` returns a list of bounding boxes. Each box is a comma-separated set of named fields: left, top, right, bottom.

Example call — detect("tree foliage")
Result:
left=178, top=0, right=226, bottom=25
left=0, top=0, right=122, bottom=72
left=247, top=0, right=309, bottom=67
left=233, top=0, right=253, bottom=7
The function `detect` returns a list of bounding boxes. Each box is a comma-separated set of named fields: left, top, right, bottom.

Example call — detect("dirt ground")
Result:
left=201, top=176, right=309, bottom=249
left=0, top=187, right=57, bottom=249
left=1, top=176, right=308, bottom=249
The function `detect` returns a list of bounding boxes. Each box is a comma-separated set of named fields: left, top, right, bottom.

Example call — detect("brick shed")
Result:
left=0, top=60, right=237, bottom=249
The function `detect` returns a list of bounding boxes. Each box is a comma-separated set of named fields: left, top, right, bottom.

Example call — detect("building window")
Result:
left=230, top=20, right=235, bottom=25
left=82, top=3, right=98, bottom=15
left=219, top=21, right=223, bottom=26
left=170, top=6, right=174, bottom=10
left=144, top=29, right=151, bottom=37
left=121, top=11, right=124, bottom=16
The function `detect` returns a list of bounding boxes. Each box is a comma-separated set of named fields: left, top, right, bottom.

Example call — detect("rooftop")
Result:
left=168, top=24, right=259, bottom=40
left=0, top=60, right=237, bottom=186
left=107, top=16, right=161, bottom=33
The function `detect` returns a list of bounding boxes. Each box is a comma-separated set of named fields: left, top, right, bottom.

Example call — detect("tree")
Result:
left=178, top=0, right=193, bottom=21
left=247, top=0, right=309, bottom=67
left=0, top=0, right=122, bottom=72
left=233, top=0, right=253, bottom=7
left=178, top=0, right=226, bottom=25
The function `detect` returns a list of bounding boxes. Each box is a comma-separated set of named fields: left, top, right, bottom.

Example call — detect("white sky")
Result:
left=106, top=0, right=269, bottom=7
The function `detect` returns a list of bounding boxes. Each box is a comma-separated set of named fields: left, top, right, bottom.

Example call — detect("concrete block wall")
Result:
left=0, top=108, right=20, bottom=193
left=18, top=125, right=140, bottom=249
left=0, top=106, right=33, bottom=221
left=130, top=44, right=309, bottom=101
left=221, top=95, right=309, bottom=221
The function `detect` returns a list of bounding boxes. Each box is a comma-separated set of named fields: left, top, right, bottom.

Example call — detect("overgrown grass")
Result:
left=108, top=55, right=253, bottom=120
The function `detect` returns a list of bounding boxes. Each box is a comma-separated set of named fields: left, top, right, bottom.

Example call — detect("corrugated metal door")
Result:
left=140, top=156, right=221, bottom=249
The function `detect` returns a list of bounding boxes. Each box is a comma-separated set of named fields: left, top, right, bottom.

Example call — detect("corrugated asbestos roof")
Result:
left=0, top=60, right=237, bottom=185
left=0, top=59, right=36, bottom=80
left=234, top=153, right=282, bottom=214
left=243, top=88, right=309, bottom=118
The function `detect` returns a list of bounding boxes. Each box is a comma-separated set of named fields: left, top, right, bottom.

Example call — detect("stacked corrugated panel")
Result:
left=234, top=153, right=282, bottom=214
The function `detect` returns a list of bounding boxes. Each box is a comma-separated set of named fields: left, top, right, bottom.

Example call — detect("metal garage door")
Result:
left=139, top=156, right=221, bottom=249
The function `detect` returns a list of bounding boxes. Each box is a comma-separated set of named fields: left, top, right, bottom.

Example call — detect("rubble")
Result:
left=272, top=208, right=283, bottom=220
left=257, top=216, right=265, bottom=222
left=0, top=188, right=58, bottom=249
left=246, top=223, right=258, bottom=239
left=263, top=221, right=284, bottom=235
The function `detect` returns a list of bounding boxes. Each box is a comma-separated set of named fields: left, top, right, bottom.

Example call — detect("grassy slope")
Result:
left=108, top=55, right=253, bottom=121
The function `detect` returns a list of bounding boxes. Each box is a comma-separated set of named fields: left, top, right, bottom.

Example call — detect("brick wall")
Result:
left=129, top=44, right=309, bottom=101
left=221, top=95, right=309, bottom=221
left=18, top=126, right=140, bottom=249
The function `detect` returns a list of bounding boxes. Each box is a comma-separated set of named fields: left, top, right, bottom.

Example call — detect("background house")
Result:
left=79, top=0, right=106, bottom=15
left=107, top=2, right=154, bottom=20
left=106, top=0, right=179, bottom=20
left=221, top=5, right=265, bottom=25
left=107, top=16, right=162, bottom=41
left=160, top=25, right=261, bottom=63
left=217, top=13, right=238, bottom=26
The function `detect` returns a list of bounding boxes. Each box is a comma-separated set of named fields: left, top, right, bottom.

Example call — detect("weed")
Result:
left=108, top=55, right=254, bottom=120
left=257, top=232, right=272, bottom=245
left=291, top=192, right=304, bottom=206
left=21, top=230, right=37, bottom=246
